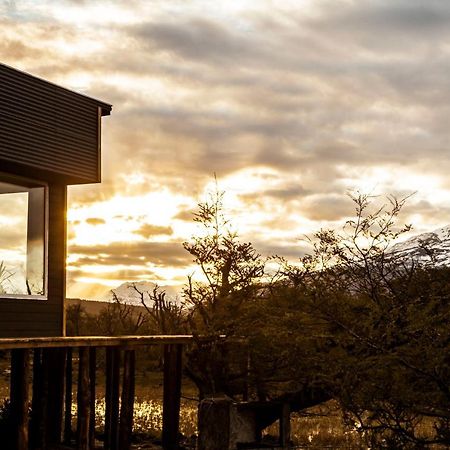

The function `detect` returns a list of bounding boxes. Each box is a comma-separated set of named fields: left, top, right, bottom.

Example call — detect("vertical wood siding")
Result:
left=0, top=63, right=111, bottom=184
left=0, top=184, right=66, bottom=337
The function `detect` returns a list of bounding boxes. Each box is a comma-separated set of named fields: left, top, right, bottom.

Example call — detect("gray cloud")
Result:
left=300, top=194, right=355, bottom=222
left=240, top=185, right=310, bottom=204
left=131, top=18, right=263, bottom=65
left=69, top=241, right=190, bottom=268
left=67, top=267, right=159, bottom=282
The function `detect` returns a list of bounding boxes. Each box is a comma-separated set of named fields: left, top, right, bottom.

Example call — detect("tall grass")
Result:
left=75, top=397, right=198, bottom=438
left=75, top=397, right=366, bottom=448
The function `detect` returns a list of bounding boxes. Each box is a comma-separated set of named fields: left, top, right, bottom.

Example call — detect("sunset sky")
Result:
left=2, top=0, right=450, bottom=299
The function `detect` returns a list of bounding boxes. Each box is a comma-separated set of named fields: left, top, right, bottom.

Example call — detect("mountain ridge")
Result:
left=390, top=224, right=450, bottom=266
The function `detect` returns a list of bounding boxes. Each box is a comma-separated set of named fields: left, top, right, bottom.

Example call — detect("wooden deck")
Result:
left=0, top=335, right=197, bottom=450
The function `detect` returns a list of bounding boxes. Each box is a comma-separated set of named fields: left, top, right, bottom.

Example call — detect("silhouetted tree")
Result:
left=284, top=193, right=450, bottom=448
left=129, top=284, right=187, bottom=334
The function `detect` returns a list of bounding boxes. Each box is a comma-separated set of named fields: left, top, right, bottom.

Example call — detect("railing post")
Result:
left=89, top=347, right=97, bottom=449
left=30, top=349, right=44, bottom=450
left=64, top=347, right=73, bottom=445
left=10, top=349, right=30, bottom=450
left=162, top=344, right=183, bottom=450
left=119, top=349, right=136, bottom=450
left=77, top=347, right=90, bottom=450
left=279, top=402, right=291, bottom=447
left=47, top=348, right=66, bottom=445
left=105, top=347, right=120, bottom=450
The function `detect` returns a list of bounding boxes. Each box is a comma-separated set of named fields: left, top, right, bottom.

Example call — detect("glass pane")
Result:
left=0, top=179, right=46, bottom=297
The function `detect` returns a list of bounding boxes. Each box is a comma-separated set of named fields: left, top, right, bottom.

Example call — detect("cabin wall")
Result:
left=0, top=184, right=66, bottom=337
left=0, top=63, right=110, bottom=338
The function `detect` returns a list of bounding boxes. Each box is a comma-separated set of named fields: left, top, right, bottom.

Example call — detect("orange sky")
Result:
left=2, top=0, right=450, bottom=299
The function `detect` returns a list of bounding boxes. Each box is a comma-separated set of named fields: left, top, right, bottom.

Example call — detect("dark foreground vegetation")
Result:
left=66, top=191, right=450, bottom=449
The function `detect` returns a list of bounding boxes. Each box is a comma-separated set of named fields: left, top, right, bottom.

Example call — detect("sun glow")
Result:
left=68, top=189, right=194, bottom=247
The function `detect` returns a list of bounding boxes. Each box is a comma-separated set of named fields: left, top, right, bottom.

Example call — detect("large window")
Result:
left=0, top=175, right=47, bottom=298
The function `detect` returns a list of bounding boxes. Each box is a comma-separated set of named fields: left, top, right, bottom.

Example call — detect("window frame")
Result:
left=0, top=172, right=48, bottom=300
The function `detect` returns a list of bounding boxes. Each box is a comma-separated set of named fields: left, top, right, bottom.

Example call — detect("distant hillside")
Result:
left=102, top=281, right=181, bottom=305
left=66, top=297, right=113, bottom=315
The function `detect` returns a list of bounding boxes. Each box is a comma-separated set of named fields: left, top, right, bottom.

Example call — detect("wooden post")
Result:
left=30, top=349, right=44, bottom=450
left=47, top=348, right=66, bottom=445
left=162, top=344, right=183, bottom=450
left=64, top=347, right=73, bottom=445
left=10, top=349, right=30, bottom=450
left=119, top=350, right=136, bottom=450
left=77, top=347, right=90, bottom=450
left=37, top=348, right=51, bottom=449
left=279, top=402, right=291, bottom=448
left=89, top=347, right=97, bottom=449
left=242, top=342, right=250, bottom=402
left=104, top=347, right=120, bottom=450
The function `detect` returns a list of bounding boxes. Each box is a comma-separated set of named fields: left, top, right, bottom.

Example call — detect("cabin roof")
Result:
left=0, top=62, right=112, bottom=116
left=0, top=62, right=112, bottom=184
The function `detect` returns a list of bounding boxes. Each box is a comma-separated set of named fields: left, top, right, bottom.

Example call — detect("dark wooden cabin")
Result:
left=0, top=62, right=111, bottom=337
left=0, top=65, right=187, bottom=450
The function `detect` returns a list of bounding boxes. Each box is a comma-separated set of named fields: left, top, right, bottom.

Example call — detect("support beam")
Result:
left=64, top=347, right=73, bottom=445
left=30, top=349, right=44, bottom=450
left=104, top=347, right=120, bottom=450
left=10, top=349, right=30, bottom=450
left=89, top=348, right=97, bottom=449
left=47, top=348, right=66, bottom=445
left=119, top=350, right=135, bottom=450
left=279, top=402, right=291, bottom=447
left=77, top=347, right=90, bottom=450
left=162, top=344, right=183, bottom=450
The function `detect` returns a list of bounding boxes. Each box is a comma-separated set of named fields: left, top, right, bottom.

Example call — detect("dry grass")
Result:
left=84, top=397, right=198, bottom=438
left=264, top=401, right=366, bottom=449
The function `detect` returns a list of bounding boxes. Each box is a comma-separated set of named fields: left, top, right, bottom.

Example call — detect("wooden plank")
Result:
left=0, top=335, right=198, bottom=349
left=162, top=344, right=183, bottom=450
left=64, top=347, right=73, bottom=445
left=10, top=349, right=30, bottom=450
left=104, top=347, right=120, bottom=450
left=77, top=347, right=90, bottom=450
left=119, top=350, right=135, bottom=450
left=89, top=347, right=97, bottom=449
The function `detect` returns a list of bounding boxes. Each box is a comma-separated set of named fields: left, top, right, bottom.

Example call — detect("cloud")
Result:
left=241, top=185, right=310, bottom=203
left=131, top=18, right=266, bottom=66
left=68, top=266, right=158, bottom=282
left=174, top=209, right=196, bottom=222
left=300, top=194, right=355, bottom=222
left=4, top=0, right=450, bottom=297
left=69, top=241, right=190, bottom=268
left=133, top=223, right=173, bottom=238
left=0, top=229, right=25, bottom=251
left=86, top=218, right=106, bottom=225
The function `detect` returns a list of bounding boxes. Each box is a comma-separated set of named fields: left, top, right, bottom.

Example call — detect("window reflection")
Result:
left=0, top=177, right=46, bottom=297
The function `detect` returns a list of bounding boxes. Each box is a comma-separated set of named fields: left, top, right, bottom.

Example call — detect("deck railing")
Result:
left=0, top=335, right=196, bottom=450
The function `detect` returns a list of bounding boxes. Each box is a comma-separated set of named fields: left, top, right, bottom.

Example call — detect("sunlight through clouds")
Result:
left=2, top=0, right=450, bottom=298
